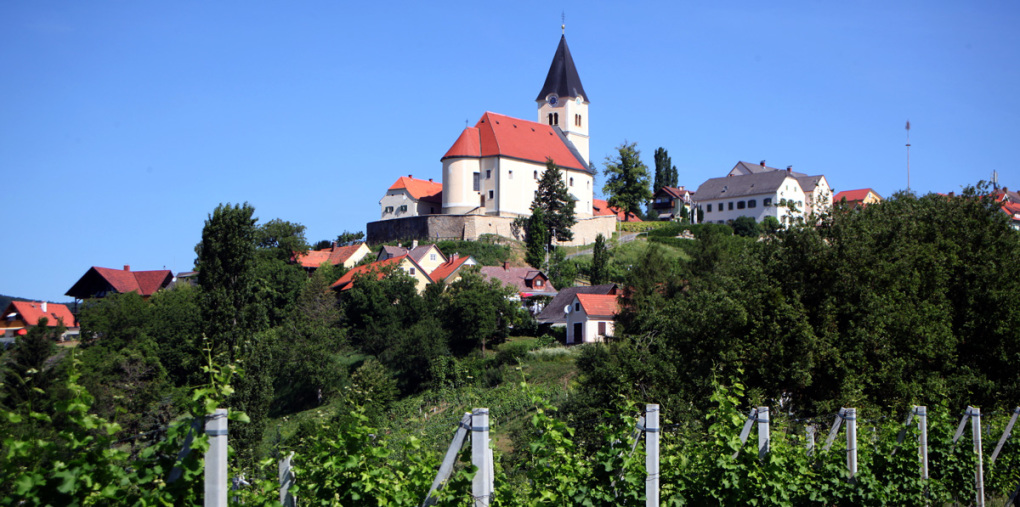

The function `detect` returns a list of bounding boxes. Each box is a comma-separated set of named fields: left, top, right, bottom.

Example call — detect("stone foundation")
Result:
left=366, top=214, right=616, bottom=247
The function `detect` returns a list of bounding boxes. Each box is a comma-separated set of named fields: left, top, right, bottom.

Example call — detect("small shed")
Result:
left=565, top=293, right=619, bottom=344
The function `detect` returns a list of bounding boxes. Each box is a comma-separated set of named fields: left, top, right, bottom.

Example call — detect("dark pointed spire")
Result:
left=536, top=35, right=588, bottom=102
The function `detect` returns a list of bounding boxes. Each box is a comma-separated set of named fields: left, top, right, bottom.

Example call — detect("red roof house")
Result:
left=379, top=175, right=444, bottom=220
left=428, top=254, right=477, bottom=284
left=833, top=188, right=883, bottom=209
left=65, top=265, right=174, bottom=300
left=593, top=198, right=642, bottom=222
left=330, top=254, right=433, bottom=293
left=293, top=242, right=371, bottom=270
left=1, top=301, right=79, bottom=341
left=566, top=293, right=620, bottom=344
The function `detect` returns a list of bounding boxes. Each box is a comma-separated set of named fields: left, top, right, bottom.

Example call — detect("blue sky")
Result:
left=2, top=1, right=1018, bottom=302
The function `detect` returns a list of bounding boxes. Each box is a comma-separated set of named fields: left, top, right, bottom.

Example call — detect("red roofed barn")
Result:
left=65, top=265, right=174, bottom=301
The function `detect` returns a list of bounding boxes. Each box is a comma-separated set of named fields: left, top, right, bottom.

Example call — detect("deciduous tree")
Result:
left=603, top=142, right=652, bottom=221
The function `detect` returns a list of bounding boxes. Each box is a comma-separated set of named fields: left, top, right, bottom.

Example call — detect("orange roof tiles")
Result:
left=330, top=255, right=431, bottom=291
left=5, top=301, right=76, bottom=328
left=592, top=198, right=642, bottom=221
left=388, top=176, right=443, bottom=203
left=442, top=112, right=588, bottom=172
left=576, top=293, right=620, bottom=318
left=293, top=243, right=367, bottom=269
left=66, top=266, right=173, bottom=299
left=834, top=188, right=879, bottom=203
left=429, top=255, right=473, bottom=282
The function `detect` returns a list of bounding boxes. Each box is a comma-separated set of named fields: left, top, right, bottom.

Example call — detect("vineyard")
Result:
left=4, top=358, right=1020, bottom=506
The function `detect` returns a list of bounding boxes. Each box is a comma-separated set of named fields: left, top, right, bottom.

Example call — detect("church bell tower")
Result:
left=536, top=29, right=589, bottom=167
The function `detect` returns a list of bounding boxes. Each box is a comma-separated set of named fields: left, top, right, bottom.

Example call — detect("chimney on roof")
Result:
left=428, top=178, right=433, bottom=182
left=760, top=160, right=766, bottom=167
left=124, top=265, right=130, bottom=271
left=451, top=253, right=458, bottom=260
left=787, top=166, right=792, bottom=173
left=412, top=239, right=419, bottom=249
left=503, top=261, right=510, bottom=270
left=331, top=241, right=337, bottom=251
left=41, top=302, right=47, bottom=313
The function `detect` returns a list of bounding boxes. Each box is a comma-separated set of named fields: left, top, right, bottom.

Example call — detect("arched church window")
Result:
left=554, top=113, right=559, bottom=125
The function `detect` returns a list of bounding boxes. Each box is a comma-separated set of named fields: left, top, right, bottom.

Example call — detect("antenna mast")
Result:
left=905, top=120, right=911, bottom=192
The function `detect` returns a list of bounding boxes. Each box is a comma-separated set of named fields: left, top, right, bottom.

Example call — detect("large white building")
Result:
left=696, top=161, right=832, bottom=226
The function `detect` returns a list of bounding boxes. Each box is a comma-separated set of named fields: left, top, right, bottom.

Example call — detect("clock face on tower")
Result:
left=547, top=94, right=558, bottom=106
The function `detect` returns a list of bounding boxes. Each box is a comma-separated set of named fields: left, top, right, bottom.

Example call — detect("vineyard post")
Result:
left=991, top=407, right=1020, bottom=466
left=972, top=407, right=985, bottom=507
left=471, top=408, right=492, bottom=507
left=917, top=406, right=928, bottom=481
left=279, top=452, right=296, bottom=507
left=205, top=408, right=228, bottom=507
left=758, top=406, right=770, bottom=460
left=646, top=404, right=660, bottom=507
left=806, top=425, right=816, bottom=456
left=822, top=408, right=847, bottom=452
left=846, top=408, right=857, bottom=481
left=423, top=412, right=472, bottom=506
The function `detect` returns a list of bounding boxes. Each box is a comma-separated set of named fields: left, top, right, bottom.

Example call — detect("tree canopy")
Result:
left=603, top=142, right=652, bottom=221
left=533, top=158, right=577, bottom=246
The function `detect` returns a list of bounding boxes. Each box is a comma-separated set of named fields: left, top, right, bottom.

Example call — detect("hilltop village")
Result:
left=4, top=30, right=1020, bottom=506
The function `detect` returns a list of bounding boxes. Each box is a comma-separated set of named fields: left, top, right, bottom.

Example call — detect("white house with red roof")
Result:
left=380, top=176, right=443, bottom=220
left=1, top=301, right=79, bottom=342
left=565, top=293, right=620, bottom=344
left=330, top=254, right=432, bottom=294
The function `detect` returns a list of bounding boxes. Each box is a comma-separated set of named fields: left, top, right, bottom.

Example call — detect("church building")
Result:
left=441, top=33, right=594, bottom=218
left=367, top=31, right=615, bottom=245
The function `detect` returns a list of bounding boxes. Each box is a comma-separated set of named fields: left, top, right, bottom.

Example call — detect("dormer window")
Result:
left=534, top=170, right=539, bottom=180
left=535, top=279, right=544, bottom=287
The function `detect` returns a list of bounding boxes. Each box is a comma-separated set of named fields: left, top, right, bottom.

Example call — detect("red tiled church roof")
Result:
left=441, top=112, right=587, bottom=172
left=5, top=301, right=76, bottom=328
left=388, top=176, right=443, bottom=203
left=576, top=293, right=620, bottom=318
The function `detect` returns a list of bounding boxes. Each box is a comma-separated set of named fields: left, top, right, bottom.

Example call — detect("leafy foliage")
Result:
left=534, top=158, right=578, bottom=245
left=603, top=142, right=652, bottom=222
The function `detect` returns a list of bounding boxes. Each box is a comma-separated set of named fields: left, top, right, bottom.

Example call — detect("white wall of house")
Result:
left=565, top=299, right=615, bottom=344
left=700, top=177, right=807, bottom=225
left=380, top=189, right=431, bottom=220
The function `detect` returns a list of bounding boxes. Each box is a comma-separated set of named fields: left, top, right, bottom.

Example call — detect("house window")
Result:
left=486, top=170, right=491, bottom=179
left=509, top=170, right=513, bottom=179
left=398, top=205, right=408, bottom=212
left=534, top=170, right=538, bottom=180
left=409, top=268, right=415, bottom=275
left=385, top=206, right=394, bottom=213
left=569, top=177, right=574, bottom=186
left=574, top=302, right=580, bottom=311
left=473, top=172, right=480, bottom=191
left=737, top=201, right=745, bottom=209
left=430, top=253, right=436, bottom=261
left=535, top=279, right=543, bottom=287
left=488, top=190, right=494, bottom=199
left=764, top=198, right=772, bottom=206
left=748, top=200, right=756, bottom=208
left=728, top=202, right=734, bottom=211
left=706, top=204, right=712, bottom=212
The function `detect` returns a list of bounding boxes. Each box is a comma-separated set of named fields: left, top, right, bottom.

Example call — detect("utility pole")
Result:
left=906, top=120, right=911, bottom=192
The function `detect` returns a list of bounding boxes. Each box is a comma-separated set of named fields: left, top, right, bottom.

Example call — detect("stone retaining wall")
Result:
left=366, top=214, right=616, bottom=247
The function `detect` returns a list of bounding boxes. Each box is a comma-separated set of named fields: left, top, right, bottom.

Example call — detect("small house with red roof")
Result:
left=1, top=301, right=79, bottom=342
left=428, top=254, right=477, bottom=285
left=479, top=262, right=557, bottom=314
left=380, top=176, right=443, bottom=220
left=593, top=198, right=643, bottom=222
left=292, top=242, right=371, bottom=271
left=565, top=293, right=620, bottom=344
left=330, top=255, right=432, bottom=294
left=65, top=265, right=174, bottom=301
left=833, top=188, right=883, bottom=209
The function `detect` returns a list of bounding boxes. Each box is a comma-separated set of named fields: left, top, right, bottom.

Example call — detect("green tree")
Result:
left=1, top=317, right=60, bottom=411
left=731, top=216, right=762, bottom=237
left=525, top=205, right=548, bottom=269
left=547, top=247, right=578, bottom=290
left=603, top=142, right=652, bottom=221
left=196, top=202, right=267, bottom=357
left=255, top=218, right=308, bottom=261
left=761, top=215, right=781, bottom=234
left=534, top=158, right=577, bottom=246
left=589, top=233, right=609, bottom=285
left=336, top=230, right=365, bottom=246
left=443, top=270, right=519, bottom=354
left=653, top=147, right=678, bottom=190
